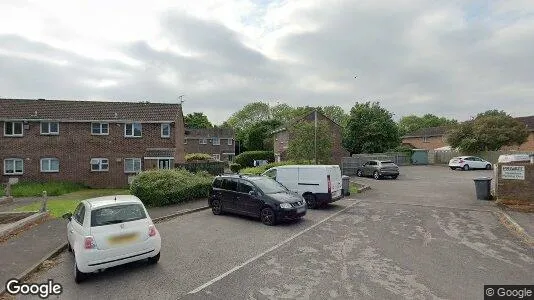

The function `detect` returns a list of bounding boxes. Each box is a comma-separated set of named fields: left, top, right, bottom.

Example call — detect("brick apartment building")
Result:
left=401, top=116, right=534, bottom=151
left=273, top=110, right=350, bottom=164
left=0, top=98, right=185, bottom=188
left=184, top=128, right=235, bottom=161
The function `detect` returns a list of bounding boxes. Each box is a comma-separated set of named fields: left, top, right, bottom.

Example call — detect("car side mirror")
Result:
left=62, top=212, right=73, bottom=220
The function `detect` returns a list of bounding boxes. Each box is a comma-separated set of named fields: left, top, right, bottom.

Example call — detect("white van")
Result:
left=262, top=165, right=343, bottom=209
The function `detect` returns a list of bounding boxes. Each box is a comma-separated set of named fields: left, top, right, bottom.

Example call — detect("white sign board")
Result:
left=501, top=166, right=525, bottom=180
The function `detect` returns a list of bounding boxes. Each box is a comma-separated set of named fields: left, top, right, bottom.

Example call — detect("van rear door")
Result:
left=327, top=165, right=343, bottom=199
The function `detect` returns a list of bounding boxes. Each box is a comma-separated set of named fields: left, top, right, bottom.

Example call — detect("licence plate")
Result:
left=109, top=233, right=138, bottom=245
left=297, top=207, right=305, bottom=214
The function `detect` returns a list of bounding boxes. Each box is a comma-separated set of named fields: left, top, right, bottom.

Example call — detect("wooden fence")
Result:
left=431, top=150, right=534, bottom=165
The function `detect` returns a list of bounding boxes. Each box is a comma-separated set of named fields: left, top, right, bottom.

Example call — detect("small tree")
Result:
left=343, top=102, right=400, bottom=154
left=287, top=120, right=332, bottom=164
left=184, top=112, right=213, bottom=129
left=446, top=110, right=529, bottom=153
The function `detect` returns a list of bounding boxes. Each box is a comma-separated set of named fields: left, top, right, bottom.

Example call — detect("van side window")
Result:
left=222, top=178, right=238, bottom=191
left=264, top=169, right=277, bottom=179
left=239, top=180, right=255, bottom=194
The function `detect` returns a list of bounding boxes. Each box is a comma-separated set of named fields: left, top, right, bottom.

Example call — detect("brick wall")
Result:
left=185, top=137, right=235, bottom=160
left=0, top=121, right=181, bottom=188
left=495, top=162, right=534, bottom=202
left=401, top=136, right=447, bottom=150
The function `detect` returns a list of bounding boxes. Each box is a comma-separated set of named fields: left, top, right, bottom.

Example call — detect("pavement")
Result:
left=11, top=166, right=533, bottom=300
left=0, top=198, right=208, bottom=293
left=506, top=211, right=534, bottom=238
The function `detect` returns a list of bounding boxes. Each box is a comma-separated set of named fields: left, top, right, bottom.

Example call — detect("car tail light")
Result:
left=148, top=225, right=157, bottom=237
left=327, top=175, right=331, bottom=194
left=459, top=160, right=465, bottom=163
left=84, top=236, right=96, bottom=249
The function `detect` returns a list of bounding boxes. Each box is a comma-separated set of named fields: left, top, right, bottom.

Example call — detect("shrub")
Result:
left=130, top=169, right=213, bottom=207
left=185, top=153, right=213, bottom=162
left=175, top=161, right=226, bottom=175
left=230, top=163, right=242, bottom=173
left=1, top=181, right=87, bottom=197
left=234, top=151, right=275, bottom=167
left=239, top=160, right=312, bottom=175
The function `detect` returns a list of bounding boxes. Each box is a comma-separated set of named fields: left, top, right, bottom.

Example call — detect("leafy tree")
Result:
left=270, top=103, right=295, bottom=122
left=225, top=102, right=270, bottom=132
left=446, top=110, right=528, bottom=153
left=343, top=102, right=400, bottom=154
left=287, top=120, right=332, bottom=164
left=399, top=114, right=457, bottom=136
left=184, top=112, right=213, bottom=129
left=244, top=119, right=282, bottom=151
left=323, top=105, right=349, bottom=127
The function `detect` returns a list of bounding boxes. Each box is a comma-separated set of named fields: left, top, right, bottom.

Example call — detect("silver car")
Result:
left=356, top=160, right=400, bottom=180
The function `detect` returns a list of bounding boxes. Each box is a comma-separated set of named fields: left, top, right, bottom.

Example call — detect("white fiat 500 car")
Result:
left=63, top=195, right=161, bottom=283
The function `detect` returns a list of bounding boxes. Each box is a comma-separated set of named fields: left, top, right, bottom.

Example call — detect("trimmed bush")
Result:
left=239, top=160, right=312, bottom=175
left=175, top=161, right=226, bottom=175
left=234, top=151, right=274, bottom=167
left=130, top=169, right=213, bottom=207
left=185, top=153, right=212, bottom=162
left=230, top=163, right=242, bottom=173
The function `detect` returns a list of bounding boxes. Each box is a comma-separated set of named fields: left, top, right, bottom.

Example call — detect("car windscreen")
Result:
left=251, top=177, right=288, bottom=194
left=91, top=204, right=147, bottom=227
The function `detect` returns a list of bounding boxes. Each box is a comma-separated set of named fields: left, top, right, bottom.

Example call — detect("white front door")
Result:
left=158, top=159, right=172, bottom=169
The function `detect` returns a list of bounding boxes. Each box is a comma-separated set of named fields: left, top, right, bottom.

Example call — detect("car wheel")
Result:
left=449, top=167, right=455, bottom=170
left=373, top=171, right=381, bottom=180
left=67, top=241, right=72, bottom=252
left=486, top=164, right=492, bottom=170
left=74, top=257, right=86, bottom=284
left=148, top=252, right=160, bottom=264
left=462, top=164, right=470, bottom=171
left=356, top=169, right=363, bottom=177
left=260, top=207, right=276, bottom=226
left=303, top=193, right=318, bottom=209
left=391, top=175, right=398, bottom=179
left=211, top=199, right=223, bottom=215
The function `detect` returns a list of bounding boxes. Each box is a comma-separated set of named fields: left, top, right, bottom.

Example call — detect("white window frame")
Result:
left=91, top=123, right=109, bottom=135
left=199, top=138, right=207, bottom=145
left=184, top=138, right=188, bottom=144
left=161, top=123, right=171, bottom=138
left=124, top=123, right=142, bottom=138
left=40, top=122, right=59, bottom=135
left=423, top=136, right=428, bottom=143
left=4, top=121, right=23, bottom=137
left=90, top=158, right=109, bottom=172
left=124, top=158, right=142, bottom=173
left=4, top=158, right=24, bottom=175
left=228, top=138, right=233, bottom=146
left=212, top=137, right=220, bottom=145
left=212, top=154, right=221, bottom=161
left=40, top=158, right=59, bottom=173
left=158, top=159, right=172, bottom=169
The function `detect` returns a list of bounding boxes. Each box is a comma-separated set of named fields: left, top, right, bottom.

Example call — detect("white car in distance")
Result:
left=63, top=195, right=161, bottom=283
left=448, top=156, right=492, bottom=171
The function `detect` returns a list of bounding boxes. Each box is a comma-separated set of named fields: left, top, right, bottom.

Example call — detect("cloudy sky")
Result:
left=1, top=0, right=533, bottom=124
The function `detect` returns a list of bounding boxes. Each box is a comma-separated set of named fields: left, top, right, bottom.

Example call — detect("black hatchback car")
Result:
left=209, top=175, right=307, bottom=225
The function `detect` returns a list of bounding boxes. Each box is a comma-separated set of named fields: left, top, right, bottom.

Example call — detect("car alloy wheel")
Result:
left=463, top=164, right=470, bottom=171
left=356, top=170, right=363, bottom=177
left=260, top=207, right=276, bottom=226
left=303, top=194, right=317, bottom=209
left=211, top=199, right=222, bottom=215
left=373, top=171, right=380, bottom=180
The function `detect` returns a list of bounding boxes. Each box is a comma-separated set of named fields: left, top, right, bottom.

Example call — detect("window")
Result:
left=213, top=178, right=223, bottom=189
left=222, top=178, right=238, bottom=191
left=40, top=158, right=59, bottom=172
left=158, top=159, right=172, bottom=169
left=124, top=158, right=141, bottom=173
left=161, top=123, right=171, bottom=138
left=4, top=122, right=23, bottom=136
left=199, top=138, right=207, bottom=145
left=264, top=169, right=277, bottom=179
left=40, top=122, right=59, bottom=135
left=228, top=138, right=233, bottom=146
left=239, top=180, right=256, bottom=194
left=91, top=158, right=109, bottom=171
left=124, top=123, right=142, bottom=137
left=212, top=137, right=220, bottom=145
left=73, top=203, right=85, bottom=225
left=91, top=204, right=147, bottom=227
left=212, top=154, right=221, bottom=161
left=91, top=123, right=109, bottom=135
left=4, top=158, right=23, bottom=175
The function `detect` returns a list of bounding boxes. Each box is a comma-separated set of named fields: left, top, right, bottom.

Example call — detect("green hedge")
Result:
left=230, top=163, right=242, bottom=173
left=234, top=151, right=274, bottom=167
left=185, top=153, right=212, bottom=162
left=130, top=169, right=213, bottom=207
left=175, top=161, right=226, bottom=176
left=239, top=160, right=312, bottom=175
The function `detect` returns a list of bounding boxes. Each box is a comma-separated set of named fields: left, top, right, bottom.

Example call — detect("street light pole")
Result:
left=314, top=109, right=317, bottom=165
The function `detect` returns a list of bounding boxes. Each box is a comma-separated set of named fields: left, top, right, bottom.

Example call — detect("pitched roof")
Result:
left=185, top=127, right=235, bottom=138
left=515, top=116, right=534, bottom=131
left=0, top=98, right=182, bottom=122
left=403, top=126, right=449, bottom=138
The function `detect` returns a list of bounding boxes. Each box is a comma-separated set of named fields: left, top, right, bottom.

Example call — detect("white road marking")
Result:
left=186, top=200, right=362, bottom=295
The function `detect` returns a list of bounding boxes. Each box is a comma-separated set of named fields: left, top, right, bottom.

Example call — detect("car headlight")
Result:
left=280, top=203, right=292, bottom=209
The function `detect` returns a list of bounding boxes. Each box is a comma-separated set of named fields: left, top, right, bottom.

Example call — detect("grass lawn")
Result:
left=0, top=181, right=87, bottom=197
left=15, top=189, right=130, bottom=218
left=349, top=182, right=359, bottom=195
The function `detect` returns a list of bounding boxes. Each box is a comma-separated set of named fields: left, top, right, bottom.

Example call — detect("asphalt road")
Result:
left=13, top=166, right=534, bottom=299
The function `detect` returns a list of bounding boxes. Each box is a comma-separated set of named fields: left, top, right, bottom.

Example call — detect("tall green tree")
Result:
left=398, top=114, right=457, bottom=136
left=287, top=120, right=332, bottom=163
left=184, top=112, right=213, bottom=129
left=343, top=102, right=400, bottom=154
left=225, top=102, right=271, bottom=132
left=446, top=110, right=528, bottom=153
left=323, top=105, right=349, bottom=127
left=244, top=119, right=282, bottom=151
left=270, top=103, right=295, bottom=122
